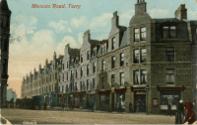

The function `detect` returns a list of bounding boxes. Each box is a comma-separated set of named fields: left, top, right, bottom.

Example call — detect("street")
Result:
left=1, top=109, right=175, bottom=124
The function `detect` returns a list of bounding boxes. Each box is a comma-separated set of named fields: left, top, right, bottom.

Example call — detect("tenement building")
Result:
left=0, top=0, right=11, bottom=107
left=21, top=53, right=63, bottom=107
left=21, top=0, right=197, bottom=113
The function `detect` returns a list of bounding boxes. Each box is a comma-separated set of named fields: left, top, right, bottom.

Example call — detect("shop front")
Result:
left=98, top=89, right=111, bottom=111
left=157, top=85, right=185, bottom=113
left=131, top=86, right=147, bottom=113
left=114, top=87, right=126, bottom=112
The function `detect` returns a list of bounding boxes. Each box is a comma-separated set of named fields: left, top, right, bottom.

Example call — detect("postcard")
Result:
left=0, top=0, right=197, bottom=124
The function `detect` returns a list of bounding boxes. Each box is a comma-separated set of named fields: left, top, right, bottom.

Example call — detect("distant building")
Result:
left=0, top=0, right=11, bottom=107
left=21, top=0, right=197, bottom=113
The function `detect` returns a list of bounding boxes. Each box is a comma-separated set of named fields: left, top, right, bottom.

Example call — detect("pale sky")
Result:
left=6, top=0, right=197, bottom=98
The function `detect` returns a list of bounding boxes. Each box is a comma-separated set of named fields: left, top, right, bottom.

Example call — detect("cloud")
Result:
left=70, top=16, right=87, bottom=28
left=48, top=20, right=72, bottom=33
left=89, top=13, right=112, bottom=29
left=8, top=15, right=82, bottom=97
left=149, top=8, right=171, bottom=18
left=189, top=10, right=197, bottom=20
left=10, top=16, right=38, bottom=43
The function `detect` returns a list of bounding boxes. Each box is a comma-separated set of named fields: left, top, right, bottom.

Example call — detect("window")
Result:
left=111, top=56, right=116, bottom=69
left=93, top=63, right=96, bottom=73
left=67, top=61, right=69, bottom=68
left=112, top=37, right=116, bottom=50
left=141, top=48, right=147, bottom=63
left=81, top=56, right=83, bottom=63
left=166, top=47, right=175, bottom=61
left=111, top=74, right=115, bottom=85
left=134, top=28, right=140, bottom=42
left=92, top=78, right=95, bottom=89
left=163, top=26, right=169, bottom=39
left=160, top=93, right=180, bottom=106
left=120, top=72, right=125, bottom=86
left=162, top=26, right=176, bottom=39
left=120, top=53, right=125, bottom=66
left=87, top=65, right=89, bottom=76
left=80, top=67, right=83, bottom=77
left=140, top=27, right=147, bottom=41
left=166, top=68, right=175, bottom=84
left=141, top=70, right=147, bottom=84
left=134, top=49, right=140, bottom=63
left=134, top=48, right=147, bottom=63
left=86, top=80, right=89, bottom=90
left=87, top=51, right=90, bottom=60
left=170, top=26, right=176, bottom=38
left=134, top=69, right=148, bottom=85
left=80, top=81, right=83, bottom=91
left=102, top=60, right=106, bottom=71
left=134, top=70, right=140, bottom=85
left=75, top=70, right=78, bottom=79
left=66, top=72, right=68, bottom=80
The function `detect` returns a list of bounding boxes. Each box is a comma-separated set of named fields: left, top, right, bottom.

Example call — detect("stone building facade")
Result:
left=0, top=0, right=11, bottom=107
left=21, top=53, right=63, bottom=106
left=22, top=0, right=197, bottom=113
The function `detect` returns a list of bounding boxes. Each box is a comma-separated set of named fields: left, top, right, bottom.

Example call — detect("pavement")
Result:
left=1, top=108, right=175, bottom=124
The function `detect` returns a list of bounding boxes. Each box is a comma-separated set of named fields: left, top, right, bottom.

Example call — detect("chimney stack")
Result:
left=175, top=4, right=187, bottom=20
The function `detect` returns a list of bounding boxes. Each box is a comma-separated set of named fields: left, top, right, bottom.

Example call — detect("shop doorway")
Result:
left=134, top=94, right=146, bottom=112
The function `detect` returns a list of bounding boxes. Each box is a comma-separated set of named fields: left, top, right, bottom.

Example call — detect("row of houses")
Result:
left=21, top=0, right=197, bottom=113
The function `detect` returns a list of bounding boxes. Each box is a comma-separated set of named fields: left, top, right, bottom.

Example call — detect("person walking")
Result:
left=184, top=101, right=196, bottom=124
left=167, top=102, right=172, bottom=116
left=175, top=100, right=184, bottom=124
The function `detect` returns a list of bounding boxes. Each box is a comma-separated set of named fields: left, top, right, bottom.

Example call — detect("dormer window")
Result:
left=162, top=26, right=176, bottom=39
left=112, top=37, right=116, bottom=50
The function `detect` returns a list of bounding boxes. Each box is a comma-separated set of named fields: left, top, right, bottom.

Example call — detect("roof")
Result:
left=0, top=0, right=11, bottom=12
left=120, top=29, right=129, bottom=47
left=152, top=18, right=181, bottom=23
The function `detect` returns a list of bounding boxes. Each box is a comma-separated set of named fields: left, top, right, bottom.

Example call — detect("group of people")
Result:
left=175, top=100, right=196, bottom=124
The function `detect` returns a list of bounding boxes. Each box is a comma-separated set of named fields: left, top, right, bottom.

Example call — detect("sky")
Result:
left=6, top=0, right=197, bottom=98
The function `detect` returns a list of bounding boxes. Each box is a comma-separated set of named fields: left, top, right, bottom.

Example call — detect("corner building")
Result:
left=22, top=0, right=197, bottom=114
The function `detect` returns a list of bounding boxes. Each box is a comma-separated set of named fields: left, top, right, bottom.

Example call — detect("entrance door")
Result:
left=134, top=94, right=146, bottom=112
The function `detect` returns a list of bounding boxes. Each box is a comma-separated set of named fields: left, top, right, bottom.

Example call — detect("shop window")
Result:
left=160, top=92, right=180, bottom=110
